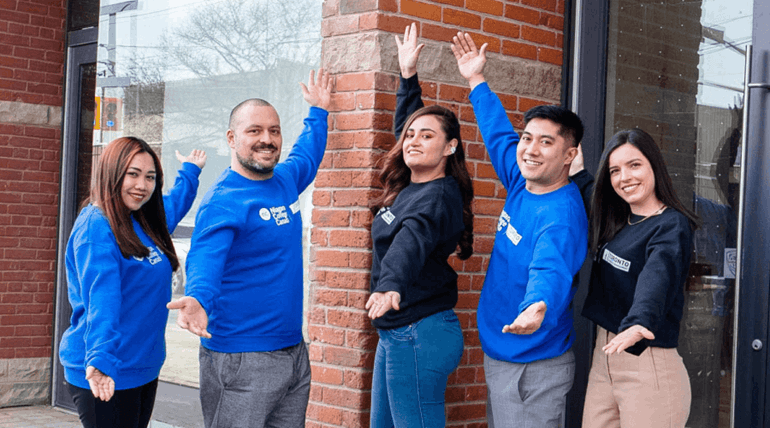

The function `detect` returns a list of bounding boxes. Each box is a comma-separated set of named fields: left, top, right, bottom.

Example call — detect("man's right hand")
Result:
left=395, top=23, right=424, bottom=79
left=450, top=32, right=488, bottom=90
left=167, top=296, right=211, bottom=339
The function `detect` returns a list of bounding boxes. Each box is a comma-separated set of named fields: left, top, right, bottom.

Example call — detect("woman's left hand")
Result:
left=603, top=325, right=655, bottom=355
left=86, top=366, right=115, bottom=401
left=365, top=291, right=401, bottom=320
left=176, top=149, right=207, bottom=169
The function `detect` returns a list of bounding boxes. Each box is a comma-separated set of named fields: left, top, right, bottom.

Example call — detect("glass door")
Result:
left=599, top=0, right=770, bottom=426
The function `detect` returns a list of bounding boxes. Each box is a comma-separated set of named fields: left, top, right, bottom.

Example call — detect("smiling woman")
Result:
left=121, top=152, right=156, bottom=212
left=58, top=137, right=206, bottom=428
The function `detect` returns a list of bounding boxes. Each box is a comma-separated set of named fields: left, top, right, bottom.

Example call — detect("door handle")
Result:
left=731, top=44, right=756, bottom=428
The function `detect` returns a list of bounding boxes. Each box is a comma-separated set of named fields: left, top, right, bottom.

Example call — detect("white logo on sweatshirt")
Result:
left=259, top=208, right=271, bottom=221
left=377, top=207, right=395, bottom=224
left=132, top=246, right=163, bottom=265
left=497, top=210, right=521, bottom=245
left=602, top=249, right=631, bottom=272
left=270, top=206, right=289, bottom=226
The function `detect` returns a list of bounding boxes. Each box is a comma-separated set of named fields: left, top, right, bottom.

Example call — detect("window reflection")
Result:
left=605, top=0, right=752, bottom=426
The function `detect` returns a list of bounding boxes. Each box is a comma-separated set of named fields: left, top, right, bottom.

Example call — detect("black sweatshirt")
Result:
left=582, top=207, right=693, bottom=355
left=394, top=73, right=424, bottom=141
left=370, top=176, right=465, bottom=329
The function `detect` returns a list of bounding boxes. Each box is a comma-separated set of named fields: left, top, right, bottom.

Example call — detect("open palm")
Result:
left=450, top=32, right=488, bottom=87
left=396, top=23, right=424, bottom=78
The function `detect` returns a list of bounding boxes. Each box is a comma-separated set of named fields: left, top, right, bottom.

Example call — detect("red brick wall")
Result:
left=311, top=1, right=565, bottom=426
left=0, top=0, right=66, bottom=360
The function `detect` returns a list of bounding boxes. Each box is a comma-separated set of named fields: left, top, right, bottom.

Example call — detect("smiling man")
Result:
left=167, top=69, right=332, bottom=428
left=452, top=33, right=588, bottom=427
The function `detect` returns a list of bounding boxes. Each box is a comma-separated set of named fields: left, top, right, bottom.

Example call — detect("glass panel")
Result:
left=605, top=0, right=752, bottom=426
left=90, top=0, right=322, bottom=392
left=67, top=0, right=100, bottom=32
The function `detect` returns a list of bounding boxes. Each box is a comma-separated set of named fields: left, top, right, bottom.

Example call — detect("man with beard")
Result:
left=167, top=69, right=332, bottom=428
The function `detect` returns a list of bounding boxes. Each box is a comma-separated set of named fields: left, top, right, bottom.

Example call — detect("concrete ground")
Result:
left=1, top=298, right=203, bottom=428
left=0, top=404, right=194, bottom=428
left=0, top=405, right=80, bottom=428
left=160, top=306, right=201, bottom=388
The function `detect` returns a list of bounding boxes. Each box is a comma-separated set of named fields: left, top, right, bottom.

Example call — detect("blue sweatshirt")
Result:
left=470, top=83, right=588, bottom=363
left=59, top=162, right=201, bottom=390
left=184, top=107, right=328, bottom=353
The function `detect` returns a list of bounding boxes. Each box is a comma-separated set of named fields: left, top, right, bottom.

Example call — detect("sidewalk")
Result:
left=0, top=405, right=80, bottom=428
left=0, top=405, right=185, bottom=428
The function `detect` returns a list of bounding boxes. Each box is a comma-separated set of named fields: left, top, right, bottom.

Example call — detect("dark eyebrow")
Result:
left=127, top=166, right=156, bottom=174
left=521, top=131, right=555, bottom=140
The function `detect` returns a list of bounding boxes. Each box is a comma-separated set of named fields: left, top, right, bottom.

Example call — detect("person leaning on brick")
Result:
left=166, top=69, right=332, bottom=428
left=451, top=32, right=588, bottom=428
left=365, top=23, right=475, bottom=428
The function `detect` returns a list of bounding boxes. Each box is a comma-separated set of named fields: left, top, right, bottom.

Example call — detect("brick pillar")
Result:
left=0, top=0, right=66, bottom=407
left=310, top=1, right=565, bottom=426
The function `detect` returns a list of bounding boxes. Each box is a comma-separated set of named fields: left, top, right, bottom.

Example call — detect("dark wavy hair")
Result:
left=88, top=136, right=179, bottom=270
left=371, top=105, right=474, bottom=260
left=590, top=128, right=699, bottom=252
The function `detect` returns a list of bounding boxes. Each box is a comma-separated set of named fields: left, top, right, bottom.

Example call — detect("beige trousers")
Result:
left=582, top=326, right=691, bottom=428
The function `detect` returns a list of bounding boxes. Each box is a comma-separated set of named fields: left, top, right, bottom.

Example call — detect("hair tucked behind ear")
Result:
left=371, top=105, right=474, bottom=260
left=89, top=136, right=179, bottom=270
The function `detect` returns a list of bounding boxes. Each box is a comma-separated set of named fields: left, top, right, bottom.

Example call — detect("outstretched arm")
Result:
left=394, top=23, right=426, bottom=140
left=450, top=32, right=488, bottom=90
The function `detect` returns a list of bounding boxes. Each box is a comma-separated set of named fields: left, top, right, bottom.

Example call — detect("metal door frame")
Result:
left=567, top=0, right=770, bottom=426
left=52, top=26, right=97, bottom=411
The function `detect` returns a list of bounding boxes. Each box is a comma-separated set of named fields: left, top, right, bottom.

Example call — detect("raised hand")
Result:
left=602, top=325, right=655, bottom=355
left=569, top=144, right=585, bottom=176
left=502, top=301, right=547, bottom=335
left=300, top=68, right=333, bottom=111
left=365, top=291, right=401, bottom=320
left=167, top=296, right=212, bottom=339
left=450, top=32, right=488, bottom=89
left=86, top=366, right=115, bottom=401
left=395, top=23, right=424, bottom=78
left=175, top=149, right=207, bottom=169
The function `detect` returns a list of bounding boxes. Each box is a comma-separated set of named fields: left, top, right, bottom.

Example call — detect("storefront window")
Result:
left=93, top=0, right=322, bottom=388
left=605, top=0, right=752, bottom=426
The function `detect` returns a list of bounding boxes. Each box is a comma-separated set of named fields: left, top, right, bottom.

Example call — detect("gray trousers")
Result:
left=199, top=342, right=311, bottom=428
left=484, top=350, right=575, bottom=428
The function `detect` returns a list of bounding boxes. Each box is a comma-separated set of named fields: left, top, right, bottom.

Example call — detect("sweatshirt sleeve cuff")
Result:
left=86, top=354, right=120, bottom=380
left=468, top=81, right=491, bottom=103
left=398, top=73, right=420, bottom=92
left=309, top=106, right=329, bottom=117
left=569, top=168, right=592, bottom=184
left=181, top=162, right=202, bottom=176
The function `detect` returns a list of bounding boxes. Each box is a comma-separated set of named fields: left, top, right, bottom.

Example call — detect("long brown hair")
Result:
left=371, top=105, right=474, bottom=260
left=89, top=136, right=179, bottom=270
left=589, top=128, right=699, bottom=253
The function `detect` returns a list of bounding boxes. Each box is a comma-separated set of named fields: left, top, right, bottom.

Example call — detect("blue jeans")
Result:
left=371, top=309, right=464, bottom=428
